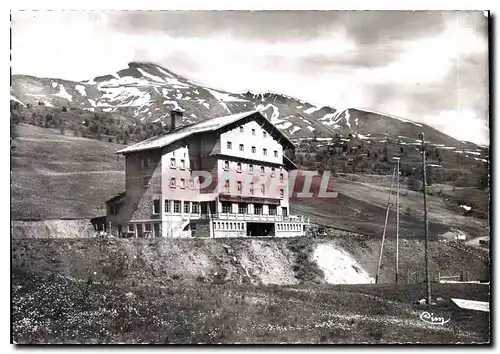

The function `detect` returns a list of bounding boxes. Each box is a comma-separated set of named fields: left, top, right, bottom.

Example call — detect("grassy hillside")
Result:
left=12, top=237, right=489, bottom=287
left=11, top=123, right=488, bottom=245
left=11, top=124, right=125, bottom=220
left=12, top=236, right=490, bottom=344
left=290, top=172, right=488, bottom=240
left=12, top=271, right=490, bottom=344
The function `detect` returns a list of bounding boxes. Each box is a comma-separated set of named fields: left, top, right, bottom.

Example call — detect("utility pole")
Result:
left=393, top=157, right=400, bottom=284
left=420, top=132, right=431, bottom=305
left=376, top=165, right=396, bottom=284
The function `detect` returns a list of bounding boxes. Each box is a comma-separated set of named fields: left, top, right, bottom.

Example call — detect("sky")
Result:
left=11, top=10, right=489, bottom=145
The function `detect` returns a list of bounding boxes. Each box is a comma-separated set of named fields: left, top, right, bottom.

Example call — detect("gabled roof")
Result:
left=105, top=192, right=126, bottom=204
left=116, top=110, right=295, bottom=154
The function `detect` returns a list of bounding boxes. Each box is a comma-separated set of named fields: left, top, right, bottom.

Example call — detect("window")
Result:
left=239, top=144, right=244, bottom=152
left=142, top=157, right=150, bottom=168
left=224, top=179, right=230, bottom=192
left=269, top=205, right=277, bottom=215
left=184, top=202, right=190, bottom=214
left=282, top=207, right=288, bottom=216
left=280, top=189, right=284, bottom=198
left=164, top=200, right=171, bottom=213
left=170, top=158, right=176, bottom=168
left=192, top=202, right=200, bottom=213
left=254, top=204, right=263, bottom=215
left=222, top=202, right=232, bottom=213
left=260, top=166, right=265, bottom=174
left=173, top=201, right=181, bottom=213
left=224, top=160, right=230, bottom=170
left=251, top=146, right=256, bottom=153
left=280, top=173, right=284, bottom=181
left=238, top=203, right=247, bottom=214
left=252, top=128, right=255, bottom=136
left=180, top=178, right=186, bottom=189
left=271, top=167, right=276, bottom=177
left=261, top=184, right=265, bottom=195
left=144, top=223, right=152, bottom=232
left=153, top=199, right=160, bottom=214
left=189, top=179, right=194, bottom=189
left=237, top=162, right=242, bottom=172
left=250, top=182, right=254, bottom=195
left=263, top=131, right=267, bottom=138
left=170, top=177, right=176, bottom=188
left=263, top=148, right=267, bottom=156
left=128, top=224, right=135, bottom=232
left=239, top=126, right=244, bottom=133
left=190, top=159, right=195, bottom=170
left=249, top=164, right=254, bottom=173
left=227, top=141, right=232, bottom=149
left=237, top=181, right=242, bottom=193
left=143, top=176, right=150, bottom=187
left=274, top=150, right=278, bottom=158
left=180, top=159, right=185, bottom=169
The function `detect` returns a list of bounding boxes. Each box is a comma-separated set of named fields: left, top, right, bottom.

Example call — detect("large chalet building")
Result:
left=105, top=109, right=309, bottom=238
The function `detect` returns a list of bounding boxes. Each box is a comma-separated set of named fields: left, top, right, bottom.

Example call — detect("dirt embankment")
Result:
left=11, top=220, right=95, bottom=239
left=12, top=237, right=488, bottom=287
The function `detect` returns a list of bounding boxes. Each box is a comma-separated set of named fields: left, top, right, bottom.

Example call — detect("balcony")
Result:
left=210, top=213, right=309, bottom=223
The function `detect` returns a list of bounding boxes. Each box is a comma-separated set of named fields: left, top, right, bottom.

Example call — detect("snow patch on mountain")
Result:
left=10, top=95, right=24, bottom=105
left=137, top=68, right=165, bottom=83
left=53, top=85, right=72, bottom=101
left=75, top=85, right=87, bottom=97
left=206, top=88, right=249, bottom=103
left=276, top=122, right=293, bottom=130
left=345, top=110, right=352, bottom=130
left=163, top=100, right=184, bottom=111
left=304, top=106, right=320, bottom=114
left=156, top=67, right=174, bottom=78
left=257, top=104, right=280, bottom=122
left=289, top=126, right=301, bottom=135
left=51, top=82, right=58, bottom=88
left=307, top=126, right=315, bottom=132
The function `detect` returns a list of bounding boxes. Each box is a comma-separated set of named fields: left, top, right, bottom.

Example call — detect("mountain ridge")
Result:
left=11, top=61, right=482, bottom=149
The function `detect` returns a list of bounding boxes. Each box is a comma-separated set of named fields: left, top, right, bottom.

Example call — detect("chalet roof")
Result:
left=116, top=110, right=295, bottom=154
left=105, top=191, right=126, bottom=204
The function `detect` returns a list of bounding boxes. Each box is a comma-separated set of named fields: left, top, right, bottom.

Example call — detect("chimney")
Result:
left=169, top=109, right=183, bottom=132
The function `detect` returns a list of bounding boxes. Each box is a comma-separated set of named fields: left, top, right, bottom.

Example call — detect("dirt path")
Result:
left=33, top=169, right=124, bottom=176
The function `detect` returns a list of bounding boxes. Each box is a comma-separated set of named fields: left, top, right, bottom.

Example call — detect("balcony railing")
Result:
left=207, top=213, right=309, bottom=223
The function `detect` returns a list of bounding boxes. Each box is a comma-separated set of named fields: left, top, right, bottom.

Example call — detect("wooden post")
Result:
left=376, top=165, right=396, bottom=284
left=395, top=157, right=400, bottom=284
left=420, top=132, right=431, bottom=305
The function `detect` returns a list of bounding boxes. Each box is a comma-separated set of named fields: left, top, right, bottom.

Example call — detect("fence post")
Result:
left=438, top=271, right=440, bottom=283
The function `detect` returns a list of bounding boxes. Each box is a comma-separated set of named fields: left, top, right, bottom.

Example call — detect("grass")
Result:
left=290, top=172, right=488, bottom=241
left=11, top=270, right=490, bottom=344
left=11, top=124, right=125, bottom=219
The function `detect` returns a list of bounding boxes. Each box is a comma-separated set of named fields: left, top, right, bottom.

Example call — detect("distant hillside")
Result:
left=11, top=124, right=125, bottom=220
left=11, top=61, right=486, bottom=150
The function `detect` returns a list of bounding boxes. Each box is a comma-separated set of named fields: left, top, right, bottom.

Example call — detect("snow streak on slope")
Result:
left=163, top=100, right=184, bottom=111
left=53, top=85, right=72, bottom=101
left=312, top=244, right=374, bottom=284
left=137, top=68, right=165, bottom=83
left=257, top=104, right=280, bottom=122
left=304, top=106, right=320, bottom=114
left=75, top=85, right=87, bottom=97
left=205, top=88, right=249, bottom=103
left=10, top=95, right=24, bottom=105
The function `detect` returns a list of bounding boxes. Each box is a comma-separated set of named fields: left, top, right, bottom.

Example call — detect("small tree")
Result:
left=62, top=106, right=67, bottom=112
